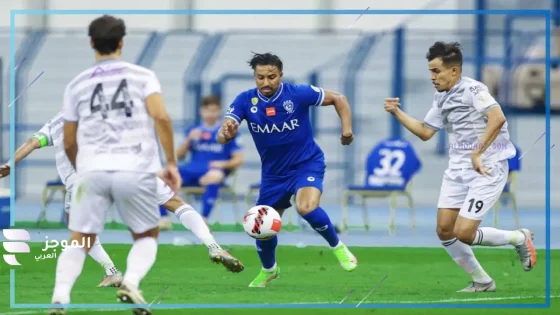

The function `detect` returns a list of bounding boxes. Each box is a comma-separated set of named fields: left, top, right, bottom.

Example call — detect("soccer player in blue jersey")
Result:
left=217, top=52, right=358, bottom=287
left=159, top=95, right=244, bottom=227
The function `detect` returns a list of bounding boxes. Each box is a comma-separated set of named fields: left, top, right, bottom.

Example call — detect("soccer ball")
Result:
left=243, top=205, right=282, bottom=240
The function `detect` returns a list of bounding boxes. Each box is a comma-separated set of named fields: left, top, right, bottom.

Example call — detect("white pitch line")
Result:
left=0, top=310, right=124, bottom=315
left=1, top=296, right=558, bottom=314
left=293, top=295, right=560, bottom=304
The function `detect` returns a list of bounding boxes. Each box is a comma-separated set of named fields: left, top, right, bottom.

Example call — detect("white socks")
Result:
left=122, top=237, right=158, bottom=290
left=473, top=227, right=525, bottom=246
left=442, top=238, right=492, bottom=284
left=52, top=247, right=87, bottom=304
left=175, top=205, right=220, bottom=250
left=87, top=236, right=118, bottom=275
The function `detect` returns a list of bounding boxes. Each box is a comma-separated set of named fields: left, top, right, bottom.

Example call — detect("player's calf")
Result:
left=165, top=198, right=245, bottom=272
left=456, top=221, right=537, bottom=271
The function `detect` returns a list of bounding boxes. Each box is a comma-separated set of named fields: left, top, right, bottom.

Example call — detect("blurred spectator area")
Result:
left=483, top=27, right=560, bottom=111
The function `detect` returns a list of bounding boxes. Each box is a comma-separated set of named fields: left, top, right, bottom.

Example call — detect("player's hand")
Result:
left=188, top=128, right=203, bottom=141
left=222, top=120, right=238, bottom=141
left=471, top=153, right=491, bottom=175
left=0, top=164, right=10, bottom=178
left=162, top=163, right=182, bottom=193
left=384, top=98, right=401, bottom=114
left=340, top=132, right=354, bottom=145
left=209, top=161, right=227, bottom=169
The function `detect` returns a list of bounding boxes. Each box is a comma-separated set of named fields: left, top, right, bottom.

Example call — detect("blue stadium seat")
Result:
left=493, top=144, right=521, bottom=229
left=341, top=138, right=421, bottom=235
left=180, top=170, right=240, bottom=224
left=37, top=178, right=67, bottom=226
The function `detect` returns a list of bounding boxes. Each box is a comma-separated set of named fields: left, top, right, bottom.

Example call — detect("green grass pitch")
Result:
left=0, top=244, right=558, bottom=315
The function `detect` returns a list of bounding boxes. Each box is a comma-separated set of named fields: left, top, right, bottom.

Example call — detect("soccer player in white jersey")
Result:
left=384, top=42, right=536, bottom=292
left=44, top=15, right=230, bottom=315
left=0, top=115, right=243, bottom=288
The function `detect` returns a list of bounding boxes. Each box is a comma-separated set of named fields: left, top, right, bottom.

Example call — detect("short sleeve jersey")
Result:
left=62, top=59, right=163, bottom=174
left=423, top=77, right=516, bottom=168
left=225, top=83, right=325, bottom=177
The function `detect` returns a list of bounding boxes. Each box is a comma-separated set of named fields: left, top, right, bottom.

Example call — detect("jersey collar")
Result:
left=94, top=58, right=120, bottom=65
left=257, top=83, right=284, bottom=103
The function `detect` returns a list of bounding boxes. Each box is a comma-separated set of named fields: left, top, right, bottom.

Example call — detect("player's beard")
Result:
left=260, top=86, right=274, bottom=96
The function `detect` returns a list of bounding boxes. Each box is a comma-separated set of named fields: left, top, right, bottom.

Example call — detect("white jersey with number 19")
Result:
left=61, top=59, right=162, bottom=175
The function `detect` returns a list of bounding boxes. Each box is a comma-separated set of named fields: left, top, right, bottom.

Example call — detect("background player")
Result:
left=49, top=15, right=181, bottom=315
left=159, top=95, right=244, bottom=228
left=218, top=52, right=357, bottom=288
left=0, top=114, right=243, bottom=285
left=0, top=114, right=122, bottom=288
left=384, top=41, right=536, bottom=292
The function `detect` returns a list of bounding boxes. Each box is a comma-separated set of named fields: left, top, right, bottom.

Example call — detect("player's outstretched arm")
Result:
left=217, top=118, right=238, bottom=145
left=384, top=98, right=437, bottom=141
left=320, top=90, right=353, bottom=143
left=0, top=137, right=42, bottom=178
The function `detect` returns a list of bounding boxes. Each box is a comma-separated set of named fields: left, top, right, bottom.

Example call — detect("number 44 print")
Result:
left=90, top=79, right=134, bottom=119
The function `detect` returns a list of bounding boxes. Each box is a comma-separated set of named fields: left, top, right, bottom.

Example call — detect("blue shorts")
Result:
left=256, top=164, right=325, bottom=210
left=179, top=163, right=230, bottom=186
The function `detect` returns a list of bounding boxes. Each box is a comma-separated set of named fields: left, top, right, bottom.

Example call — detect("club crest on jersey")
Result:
left=251, top=97, right=258, bottom=105
left=283, top=100, right=294, bottom=114
left=251, top=106, right=258, bottom=113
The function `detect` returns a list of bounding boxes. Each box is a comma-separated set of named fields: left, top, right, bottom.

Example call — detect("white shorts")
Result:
left=156, top=178, right=174, bottom=206
left=65, top=177, right=175, bottom=214
left=437, top=160, right=509, bottom=220
left=68, top=171, right=159, bottom=234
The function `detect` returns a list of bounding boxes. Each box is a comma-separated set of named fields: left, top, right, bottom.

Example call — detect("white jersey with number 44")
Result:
left=62, top=59, right=162, bottom=174
left=423, top=76, right=516, bottom=168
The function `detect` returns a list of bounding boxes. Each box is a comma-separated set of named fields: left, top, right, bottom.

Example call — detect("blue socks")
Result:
left=254, top=208, right=338, bottom=269
left=302, top=207, right=340, bottom=247
left=256, top=236, right=278, bottom=269
left=202, top=184, right=220, bottom=218
left=159, top=205, right=168, bottom=217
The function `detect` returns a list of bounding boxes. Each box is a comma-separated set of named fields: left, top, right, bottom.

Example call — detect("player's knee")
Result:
left=435, top=222, right=455, bottom=241
left=295, top=199, right=319, bottom=215
left=453, top=226, right=476, bottom=245
left=131, top=227, right=159, bottom=241
left=200, top=170, right=224, bottom=186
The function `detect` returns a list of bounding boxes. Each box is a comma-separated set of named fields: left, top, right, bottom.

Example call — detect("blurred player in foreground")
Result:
left=384, top=42, right=536, bottom=292
left=218, top=52, right=357, bottom=288
left=47, top=15, right=239, bottom=315
left=159, top=95, right=244, bottom=228
left=0, top=115, right=123, bottom=287
left=1, top=115, right=243, bottom=287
